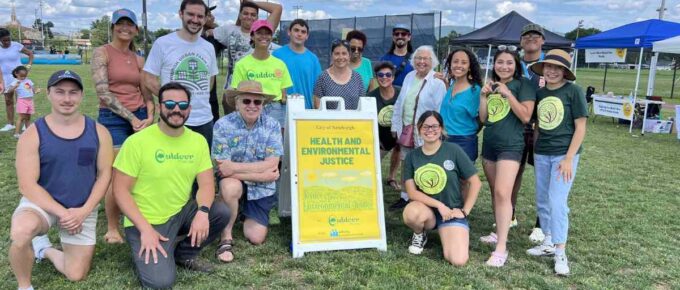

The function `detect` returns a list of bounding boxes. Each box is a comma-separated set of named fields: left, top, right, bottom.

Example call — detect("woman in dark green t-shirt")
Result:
left=402, top=111, right=481, bottom=266
left=478, top=48, right=536, bottom=267
left=527, top=49, right=588, bottom=276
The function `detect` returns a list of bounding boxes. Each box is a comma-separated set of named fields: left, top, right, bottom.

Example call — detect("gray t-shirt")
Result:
left=143, top=32, right=219, bottom=126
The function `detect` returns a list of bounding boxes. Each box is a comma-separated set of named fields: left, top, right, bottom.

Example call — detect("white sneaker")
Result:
left=32, top=235, right=52, bottom=262
left=529, top=227, right=545, bottom=244
left=492, top=217, right=518, bottom=228
left=0, top=124, right=15, bottom=132
left=408, top=232, right=428, bottom=255
left=13, top=133, right=20, bottom=139
left=554, top=253, right=570, bottom=276
left=527, top=236, right=555, bottom=256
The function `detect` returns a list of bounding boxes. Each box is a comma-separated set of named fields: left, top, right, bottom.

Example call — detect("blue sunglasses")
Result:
left=162, top=100, right=190, bottom=110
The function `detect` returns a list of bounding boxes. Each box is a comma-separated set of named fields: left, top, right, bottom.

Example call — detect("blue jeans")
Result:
left=446, top=134, right=478, bottom=162
left=534, top=154, right=580, bottom=245
left=264, top=102, right=286, bottom=129
left=98, top=107, right=148, bottom=147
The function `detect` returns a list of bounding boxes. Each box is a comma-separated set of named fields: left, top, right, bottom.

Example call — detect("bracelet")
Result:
left=459, top=208, right=467, bottom=218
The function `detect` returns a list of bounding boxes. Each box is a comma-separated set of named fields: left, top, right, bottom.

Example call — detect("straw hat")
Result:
left=224, top=80, right=276, bottom=107
left=530, top=49, right=576, bottom=81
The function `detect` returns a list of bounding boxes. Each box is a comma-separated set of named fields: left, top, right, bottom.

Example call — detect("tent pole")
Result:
left=632, top=47, right=643, bottom=134
left=572, top=49, right=578, bottom=79
left=671, top=57, right=677, bottom=99
left=484, top=44, right=492, bottom=81
left=647, top=52, right=659, bottom=96
left=603, top=63, right=608, bottom=91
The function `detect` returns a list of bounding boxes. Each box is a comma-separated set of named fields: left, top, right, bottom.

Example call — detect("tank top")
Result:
left=35, top=116, right=100, bottom=208
left=99, top=44, right=145, bottom=111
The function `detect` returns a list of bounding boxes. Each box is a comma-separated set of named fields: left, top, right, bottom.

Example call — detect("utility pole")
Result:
left=647, top=0, right=666, bottom=96
left=39, top=0, right=45, bottom=47
left=293, top=5, right=302, bottom=19
left=473, top=0, right=478, bottom=30
left=657, top=0, right=667, bottom=19
left=143, top=0, right=148, bottom=57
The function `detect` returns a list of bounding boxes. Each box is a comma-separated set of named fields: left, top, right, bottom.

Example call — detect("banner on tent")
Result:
left=593, top=96, right=634, bottom=120
left=585, top=49, right=627, bottom=63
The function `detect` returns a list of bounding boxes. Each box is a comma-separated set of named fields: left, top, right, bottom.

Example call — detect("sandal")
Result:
left=386, top=179, right=402, bottom=191
left=479, top=232, right=498, bottom=244
left=485, top=251, right=508, bottom=267
left=215, top=239, right=234, bottom=263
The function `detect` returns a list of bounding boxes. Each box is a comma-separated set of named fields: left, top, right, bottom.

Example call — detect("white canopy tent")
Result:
left=653, top=35, right=680, bottom=53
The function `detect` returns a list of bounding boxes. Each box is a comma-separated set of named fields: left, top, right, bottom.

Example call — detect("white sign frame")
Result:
left=283, top=96, right=388, bottom=258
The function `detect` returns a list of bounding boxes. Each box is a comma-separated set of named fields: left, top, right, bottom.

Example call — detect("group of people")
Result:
left=5, top=0, right=587, bottom=289
left=387, top=24, right=587, bottom=276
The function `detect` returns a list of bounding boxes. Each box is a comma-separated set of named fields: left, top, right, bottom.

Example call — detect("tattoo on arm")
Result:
left=91, top=47, right=135, bottom=122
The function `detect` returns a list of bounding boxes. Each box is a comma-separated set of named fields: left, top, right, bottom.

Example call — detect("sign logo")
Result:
left=487, top=93, right=510, bottom=123
left=414, top=163, right=447, bottom=195
left=328, top=216, right=337, bottom=226
left=537, top=96, right=564, bottom=130
left=377, top=105, right=394, bottom=127
left=623, top=103, right=633, bottom=118
left=155, top=149, right=166, bottom=163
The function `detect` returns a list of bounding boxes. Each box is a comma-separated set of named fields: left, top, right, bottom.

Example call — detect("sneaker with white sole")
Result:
left=32, top=235, right=52, bottom=262
left=13, top=133, right=20, bottom=139
left=492, top=217, right=518, bottom=228
left=527, top=238, right=555, bottom=256
left=408, top=232, right=427, bottom=255
left=529, top=227, right=545, bottom=244
left=554, top=253, right=570, bottom=275
left=0, top=124, right=15, bottom=132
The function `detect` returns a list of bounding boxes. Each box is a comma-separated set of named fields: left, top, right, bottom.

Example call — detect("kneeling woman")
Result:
left=402, top=111, right=481, bottom=265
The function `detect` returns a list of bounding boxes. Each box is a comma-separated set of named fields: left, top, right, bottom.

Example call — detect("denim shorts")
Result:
left=446, top=134, right=478, bottom=162
left=432, top=207, right=470, bottom=230
left=239, top=181, right=277, bottom=226
left=481, top=144, right=523, bottom=162
left=98, top=107, right=148, bottom=147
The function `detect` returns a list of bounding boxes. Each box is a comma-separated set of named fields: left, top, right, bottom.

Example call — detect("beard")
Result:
left=395, top=40, right=407, bottom=48
left=160, top=111, right=187, bottom=129
left=183, top=21, right=203, bottom=35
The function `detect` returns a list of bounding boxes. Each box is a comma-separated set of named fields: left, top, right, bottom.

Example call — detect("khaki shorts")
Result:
left=12, top=197, right=98, bottom=246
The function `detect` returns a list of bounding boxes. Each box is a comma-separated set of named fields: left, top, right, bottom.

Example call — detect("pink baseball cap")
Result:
left=250, top=20, right=274, bottom=34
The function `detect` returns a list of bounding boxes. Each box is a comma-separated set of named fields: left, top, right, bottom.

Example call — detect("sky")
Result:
left=1, top=0, right=679, bottom=36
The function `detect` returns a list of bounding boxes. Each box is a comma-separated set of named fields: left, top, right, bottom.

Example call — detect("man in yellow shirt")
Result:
left=113, top=82, right=230, bottom=289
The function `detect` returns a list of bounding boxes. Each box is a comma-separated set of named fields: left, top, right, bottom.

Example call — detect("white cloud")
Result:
left=496, top=1, right=536, bottom=15
left=287, top=9, right=332, bottom=20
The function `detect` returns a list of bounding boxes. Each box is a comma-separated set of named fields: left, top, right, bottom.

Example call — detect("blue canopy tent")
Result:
left=575, top=19, right=680, bottom=133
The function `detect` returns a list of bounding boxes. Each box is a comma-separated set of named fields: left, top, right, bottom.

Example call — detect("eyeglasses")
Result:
left=350, top=46, right=363, bottom=53
left=414, top=56, right=432, bottom=62
left=241, top=98, right=264, bottom=106
left=497, top=45, right=518, bottom=52
left=162, top=100, right=190, bottom=110
left=421, top=124, right=441, bottom=131
left=521, top=34, right=542, bottom=40
left=376, top=72, right=393, bottom=78
left=393, top=31, right=410, bottom=37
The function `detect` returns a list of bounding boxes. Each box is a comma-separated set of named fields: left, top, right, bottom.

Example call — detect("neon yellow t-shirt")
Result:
left=230, top=54, right=293, bottom=102
left=113, top=124, right=213, bottom=227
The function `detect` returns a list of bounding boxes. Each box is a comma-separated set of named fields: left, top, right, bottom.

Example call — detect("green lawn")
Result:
left=0, top=65, right=678, bottom=289
left=576, top=67, right=680, bottom=106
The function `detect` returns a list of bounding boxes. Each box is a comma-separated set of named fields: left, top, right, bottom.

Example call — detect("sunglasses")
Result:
left=497, top=45, right=518, bottom=52
left=393, top=31, right=410, bottom=37
left=350, top=46, right=363, bottom=53
left=162, top=100, right=190, bottom=110
left=331, top=39, right=350, bottom=47
left=241, top=98, right=264, bottom=106
left=376, top=72, right=393, bottom=78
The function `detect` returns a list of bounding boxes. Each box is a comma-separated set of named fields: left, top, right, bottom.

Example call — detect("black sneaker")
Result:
left=176, top=258, right=215, bottom=273
left=408, top=232, right=428, bottom=255
left=389, top=198, right=409, bottom=211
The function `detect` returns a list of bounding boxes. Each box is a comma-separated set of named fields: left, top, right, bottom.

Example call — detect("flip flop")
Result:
left=387, top=179, right=402, bottom=191
left=215, top=239, right=234, bottom=263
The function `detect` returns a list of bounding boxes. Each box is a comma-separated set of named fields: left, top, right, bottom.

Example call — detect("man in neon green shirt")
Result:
left=229, top=20, right=292, bottom=130
left=113, top=82, right=230, bottom=289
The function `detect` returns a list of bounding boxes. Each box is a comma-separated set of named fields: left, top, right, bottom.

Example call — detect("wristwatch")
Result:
left=199, top=205, right=210, bottom=213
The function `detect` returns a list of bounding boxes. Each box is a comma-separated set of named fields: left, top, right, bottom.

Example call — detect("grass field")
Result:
left=0, top=65, right=679, bottom=289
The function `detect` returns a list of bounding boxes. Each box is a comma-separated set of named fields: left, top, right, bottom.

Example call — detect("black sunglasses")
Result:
left=376, top=72, right=393, bottom=78
left=241, top=98, right=263, bottom=106
left=162, top=100, right=190, bottom=110
left=393, top=31, right=410, bottom=37
left=350, top=46, right=363, bottom=53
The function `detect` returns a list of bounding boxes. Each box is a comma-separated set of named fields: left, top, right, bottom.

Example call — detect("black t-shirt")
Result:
left=368, top=87, right=401, bottom=151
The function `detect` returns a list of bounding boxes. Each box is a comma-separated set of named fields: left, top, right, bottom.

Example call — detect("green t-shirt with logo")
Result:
left=230, top=54, right=293, bottom=102
left=114, top=124, right=213, bottom=227
left=402, top=142, right=477, bottom=209
left=535, top=82, right=588, bottom=155
left=483, top=78, right=536, bottom=152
